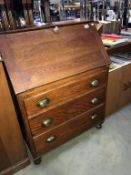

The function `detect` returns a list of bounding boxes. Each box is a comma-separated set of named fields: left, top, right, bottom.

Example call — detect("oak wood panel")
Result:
left=106, top=64, right=131, bottom=116
left=33, top=105, right=105, bottom=155
left=105, top=68, right=122, bottom=116
left=18, top=67, right=107, bottom=98
left=24, top=70, right=107, bottom=117
left=119, top=64, right=131, bottom=108
left=0, top=63, right=30, bottom=174
left=29, top=88, right=106, bottom=136
left=106, top=64, right=131, bottom=117
left=106, top=43, right=131, bottom=116
left=0, top=139, right=11, bottom=172
left=17, top=93, right=38, bottom=157
left=0, top=23, right=110, bottom=94
left=17, top=68, right=108, bottom=158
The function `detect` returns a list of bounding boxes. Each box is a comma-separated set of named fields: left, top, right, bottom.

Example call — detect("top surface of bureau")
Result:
left=0, top=21, right=110, bottom=94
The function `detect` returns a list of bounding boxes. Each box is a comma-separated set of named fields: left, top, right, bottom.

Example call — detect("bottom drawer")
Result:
left=33, top=105, right=105, bottom=155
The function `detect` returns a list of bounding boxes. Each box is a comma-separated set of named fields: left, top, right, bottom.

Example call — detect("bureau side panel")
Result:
left=0, top=63, right=30, bottom=174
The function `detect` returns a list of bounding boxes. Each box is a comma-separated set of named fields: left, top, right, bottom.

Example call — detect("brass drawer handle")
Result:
left=91, top=114, right=97, bottom=120
left=42, top=117, right=53, bottom=127
left=91, top=98, right=99, bottom=105
left=46, top=136, right=56, bottom=143
left=37, top=98, right=50, bottom=108
left=91, top=80, right=99, bottom=87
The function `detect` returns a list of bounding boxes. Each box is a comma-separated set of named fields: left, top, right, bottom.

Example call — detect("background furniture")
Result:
left=106, top=43, right=131, bottom=116
left=106, top=64, right=131, bottom=116
left=0, top=0, right=50, bottom=31
left=0, top=61, right=30, bottom=175
left=106, top=63, right=131, bottom=116
left=0, top=21, right=111, bottom=163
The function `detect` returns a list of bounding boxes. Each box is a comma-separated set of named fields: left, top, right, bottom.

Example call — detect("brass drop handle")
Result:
left=37, top=98, right=50, bottom=108
left=42, top=117, right=53, bottom=127
left=91, top=80, right=99, bottom=87
left=91, top=98, right=99, bottom=105
left=46, top=136, right=56, bottom=143
left=91, top=114, right=97, bottom=120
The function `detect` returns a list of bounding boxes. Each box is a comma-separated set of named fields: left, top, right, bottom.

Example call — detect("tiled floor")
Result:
left=16, top=104, right=131, bottom=175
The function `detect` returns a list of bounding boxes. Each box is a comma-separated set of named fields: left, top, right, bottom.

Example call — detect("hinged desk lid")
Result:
left=0, top=22, right=110, bottom=94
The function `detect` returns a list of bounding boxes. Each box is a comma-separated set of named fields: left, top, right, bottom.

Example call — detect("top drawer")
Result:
left=22, top=70, right=107, bottom=117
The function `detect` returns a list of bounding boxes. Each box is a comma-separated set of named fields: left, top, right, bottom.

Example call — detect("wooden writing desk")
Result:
left=0, top=21, right=110, bottom=163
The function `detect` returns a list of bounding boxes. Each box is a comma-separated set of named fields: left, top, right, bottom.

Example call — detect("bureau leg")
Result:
left=96, top=123, right=103, bottom=129
left=34, top=157, right=42, bottom=165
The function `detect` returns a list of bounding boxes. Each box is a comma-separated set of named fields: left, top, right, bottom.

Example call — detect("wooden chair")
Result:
left=4, top=0, right=16, bottom=29
left=22, top=0, right=34, bottom=27
left=0, top=0, right=51, bottom=32
left=0, top=0, right=10, bottom=31
left=41, top=0, right=50, bottom=23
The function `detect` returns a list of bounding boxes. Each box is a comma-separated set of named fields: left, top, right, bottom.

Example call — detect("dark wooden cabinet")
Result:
left=0, top=0, right=51, bottom=31
left=0, top=63, right=30, bottom=175
left=0, top=21, right=111, bottom=162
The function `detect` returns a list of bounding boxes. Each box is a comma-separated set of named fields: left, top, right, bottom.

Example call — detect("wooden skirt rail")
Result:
left=0, top=0, right=50, bottom=32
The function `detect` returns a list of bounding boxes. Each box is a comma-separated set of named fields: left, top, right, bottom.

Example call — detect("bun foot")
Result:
left=96, top=123, right=102, bottom=129
left=34, top=157, right=42, bottom=165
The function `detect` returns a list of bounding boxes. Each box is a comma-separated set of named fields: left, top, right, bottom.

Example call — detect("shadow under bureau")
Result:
left=0, top=21, right=111, bottom=164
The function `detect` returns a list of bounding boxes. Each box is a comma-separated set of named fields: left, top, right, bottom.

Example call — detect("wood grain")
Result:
left=33, top=105, right=105, bottom=155
left=0, top=22, right=110, bottom=160
left=0, top=63, right=30, bottom=174
left=105, top=67, right=122, bottom=116
left=0, top=23, right=110, bottom=94
left=29, top=88, right=106, bottom=136
left=119, top=64, right=131, bottom=108
left=106, top=43, right=131, bottom=116
left=24, top=69, right=107, bottom=117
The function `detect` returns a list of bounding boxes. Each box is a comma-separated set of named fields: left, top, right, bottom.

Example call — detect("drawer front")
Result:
left=33, top=106, right=105, bottom=155
left=29, top=88, right=106, bottom=136
left=24, top=71, right=107, bottom=117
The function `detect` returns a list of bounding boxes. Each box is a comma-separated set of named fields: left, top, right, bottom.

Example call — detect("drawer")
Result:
left=33, top=106, right=105, bottom=155
left=24, top=71, right=107, bottom=117
left=29, top=88, right=106, bottom=136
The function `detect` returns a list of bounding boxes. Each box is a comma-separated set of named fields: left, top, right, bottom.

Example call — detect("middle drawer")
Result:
left=29, top=88, right=105, bottom=136
left=24, top=71, right=107, bottom=117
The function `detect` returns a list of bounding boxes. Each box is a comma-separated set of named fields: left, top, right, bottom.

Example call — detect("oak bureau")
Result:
left=0, top=21, right=111, bottom=164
